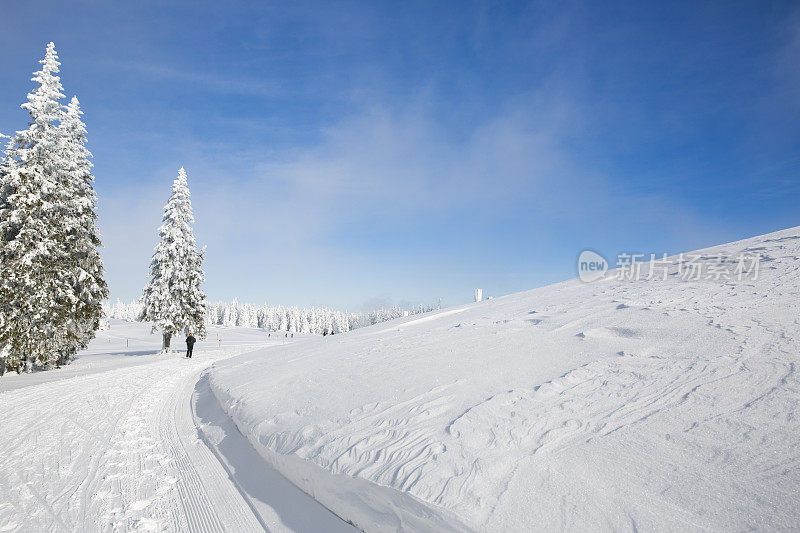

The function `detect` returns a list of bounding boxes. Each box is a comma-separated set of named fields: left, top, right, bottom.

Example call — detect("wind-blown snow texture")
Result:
left=208, top=227, right=800, bottom=531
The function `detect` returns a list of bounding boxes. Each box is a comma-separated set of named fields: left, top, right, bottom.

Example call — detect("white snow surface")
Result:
left=0, top=322, right=353, bottom=532
left=207, top=227, right=800, bottom=531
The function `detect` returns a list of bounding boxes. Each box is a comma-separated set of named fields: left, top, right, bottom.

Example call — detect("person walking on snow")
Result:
left=186, top=333, right=196, bottom=358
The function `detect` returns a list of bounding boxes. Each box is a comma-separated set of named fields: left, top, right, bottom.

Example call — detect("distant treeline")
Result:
left=103, top=299, right=439, bottom=335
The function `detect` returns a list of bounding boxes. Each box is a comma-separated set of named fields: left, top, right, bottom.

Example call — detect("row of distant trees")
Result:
left=105, top=299, right=439, bottom=335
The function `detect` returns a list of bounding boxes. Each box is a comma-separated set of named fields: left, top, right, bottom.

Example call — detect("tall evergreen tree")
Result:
left=0, top=42, right=74, bottom=372
left=140, top=167, right=207, bottom=352
left=53, top=96, right=108, bottom=364
left=0, top=43, right=107, bottom=374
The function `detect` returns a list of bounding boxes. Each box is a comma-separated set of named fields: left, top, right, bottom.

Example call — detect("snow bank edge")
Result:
left=204, top=370, right=476, bottom=533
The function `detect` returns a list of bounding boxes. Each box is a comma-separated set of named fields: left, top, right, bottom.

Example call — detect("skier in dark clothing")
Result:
left=186, top=333, right=196, bottom=358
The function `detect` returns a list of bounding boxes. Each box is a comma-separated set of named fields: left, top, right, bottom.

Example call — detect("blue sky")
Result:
left=1, top=1, right=798, bottom=310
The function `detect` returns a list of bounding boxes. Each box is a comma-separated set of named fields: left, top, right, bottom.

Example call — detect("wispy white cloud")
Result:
left=98, top=81, right=719, bottom=308
left=101, top=59, right=287, bottom=98
left=259, top=91, right=595, bottom=223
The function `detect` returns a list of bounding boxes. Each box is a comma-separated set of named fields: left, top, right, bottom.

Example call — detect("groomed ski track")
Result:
left=0, top=340, right=355, bottom=532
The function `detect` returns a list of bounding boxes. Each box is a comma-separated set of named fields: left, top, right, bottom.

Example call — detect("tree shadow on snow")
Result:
left=101, top=350, right=162, bottom=357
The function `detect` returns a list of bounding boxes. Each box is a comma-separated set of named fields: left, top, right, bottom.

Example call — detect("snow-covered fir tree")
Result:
left=0, top=43, right=105, bottom=373
left=140, top=167, right=207, bottom=352
left=51, top=96, right=108, bottom=365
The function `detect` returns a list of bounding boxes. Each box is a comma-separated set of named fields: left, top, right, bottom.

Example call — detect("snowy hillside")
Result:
left=207, top=226, right=800, bottom=531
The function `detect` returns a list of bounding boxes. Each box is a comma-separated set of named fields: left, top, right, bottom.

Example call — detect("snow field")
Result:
left=207, top=227, right=800, bottom=531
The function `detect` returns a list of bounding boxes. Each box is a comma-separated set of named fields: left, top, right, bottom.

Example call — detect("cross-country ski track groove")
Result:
left=0, top=343, right=354, bottom=532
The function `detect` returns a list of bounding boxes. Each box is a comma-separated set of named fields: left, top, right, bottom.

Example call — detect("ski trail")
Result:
left=0, top=344, right=266, bottom=532
left=161, top=361, right=265, bottom=532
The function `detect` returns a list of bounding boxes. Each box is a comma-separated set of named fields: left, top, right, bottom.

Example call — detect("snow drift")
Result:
left=206, top=227, right=800, bottom=531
